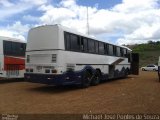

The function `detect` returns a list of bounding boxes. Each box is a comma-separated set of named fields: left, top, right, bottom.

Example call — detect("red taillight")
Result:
left=52, top=69, right=57, bottom=73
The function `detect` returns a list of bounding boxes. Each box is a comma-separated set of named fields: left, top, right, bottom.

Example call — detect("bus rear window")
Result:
left=3, top=40, right=26, bottom=57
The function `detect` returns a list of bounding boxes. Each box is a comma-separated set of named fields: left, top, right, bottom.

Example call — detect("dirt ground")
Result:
left=0, top=71, right=160, bottom=114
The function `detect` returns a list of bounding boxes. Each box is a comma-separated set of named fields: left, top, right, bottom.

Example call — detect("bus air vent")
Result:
left=66, top=64, right=75, bottom=72
left=52, top=54, right=57, bottom=63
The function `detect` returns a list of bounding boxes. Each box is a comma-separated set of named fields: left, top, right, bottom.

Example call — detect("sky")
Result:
left=0, top=0, right=160, bottom=45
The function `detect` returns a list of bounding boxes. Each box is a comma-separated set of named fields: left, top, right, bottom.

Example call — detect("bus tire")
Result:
left=142, top=68, right=145, bottom=71
left=81, top=71, right=92, bottom=88
left=91, top=70, right=101, bottom=86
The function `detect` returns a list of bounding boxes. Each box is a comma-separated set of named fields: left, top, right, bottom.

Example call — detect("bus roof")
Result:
left=0, top=36, right=26, bottom=43
left=30, top=24, right=131, bottom=51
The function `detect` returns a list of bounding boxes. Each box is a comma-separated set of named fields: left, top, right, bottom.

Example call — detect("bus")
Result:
left=158, top=56, right=160, bottom=81
left=25, top=24, right=139, bottom=87
left=0, top=36, right=26, bottom=79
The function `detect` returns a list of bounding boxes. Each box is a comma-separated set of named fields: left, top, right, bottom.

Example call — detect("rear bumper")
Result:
left=24, top=72, right=82, bottom=86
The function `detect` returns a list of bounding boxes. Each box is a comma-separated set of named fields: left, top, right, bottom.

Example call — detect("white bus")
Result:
left=0, top=36, right=26, bottom=79
left=25, top=24, right=139, bottom=87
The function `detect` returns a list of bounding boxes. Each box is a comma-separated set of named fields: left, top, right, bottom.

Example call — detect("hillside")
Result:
left=127, top=41, right=160, bottom=67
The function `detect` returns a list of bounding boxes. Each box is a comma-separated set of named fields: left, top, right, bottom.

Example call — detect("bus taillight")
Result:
left=52, top=69, right=57, bottom=73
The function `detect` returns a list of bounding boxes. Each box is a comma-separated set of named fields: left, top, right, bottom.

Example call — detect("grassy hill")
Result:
left=127, top=41, right=160, bottom=67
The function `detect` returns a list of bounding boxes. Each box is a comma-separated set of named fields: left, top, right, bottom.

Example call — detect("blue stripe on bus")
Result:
left=24, top=66, right=129, bottom=86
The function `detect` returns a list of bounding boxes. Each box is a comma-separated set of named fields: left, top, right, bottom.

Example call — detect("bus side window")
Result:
left=124, top=49, right=127, bottom=57
left=88, top=39, right=95, bottom=53
left=113, top=46, right=117, bottom=56
left=81, top=37, right=88, bottom=52
left=95, top=41, right=99, bottom=53
left=116, top=47, right=120, bottom=57
left=64, top=32, right=71, bottom=50
left=70, top=34, right=80, bottom=51
left=105, top=44, right=109, bottom=55
left=109, top=45, right=113, bottom=56
left=99, top=42, right=105, bottom=54
left=120, top=48, right=124, bottom=57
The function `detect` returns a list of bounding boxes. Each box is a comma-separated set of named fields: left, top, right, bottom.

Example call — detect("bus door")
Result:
left=130, top=53, right=139, bottom=75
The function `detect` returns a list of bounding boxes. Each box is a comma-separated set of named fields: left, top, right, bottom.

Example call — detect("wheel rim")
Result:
left=83, top=71, right=92, bottom=87
left=91, top=71, right=100, bottom=85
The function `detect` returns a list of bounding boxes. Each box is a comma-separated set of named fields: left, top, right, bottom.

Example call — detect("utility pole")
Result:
left=87, top=7, right=89, bottom=35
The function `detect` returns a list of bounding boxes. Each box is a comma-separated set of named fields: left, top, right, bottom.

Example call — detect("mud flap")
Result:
left=131, top=53, right=139, bottom=75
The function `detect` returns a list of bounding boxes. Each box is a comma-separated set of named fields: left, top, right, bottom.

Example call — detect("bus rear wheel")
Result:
left=91, top=71, right=101, bottom=86
left=81, top=71, right=92, bottom=88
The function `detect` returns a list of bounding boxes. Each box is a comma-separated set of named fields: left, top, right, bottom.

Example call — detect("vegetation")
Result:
left=127, top=41, right=160, bottom=67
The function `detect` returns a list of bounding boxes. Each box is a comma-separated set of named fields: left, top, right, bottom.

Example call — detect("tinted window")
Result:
left=3, top=40, right=26, bottom=57
left=99, top=42, right=105, bottom=54
left=105, top=44, right=109, bottom=55
left=64, top=31, right=128, bottom=57
left=70, top=34, right=80, bottom=51
left=4, top=41, right=12, bottom=54
left=123, top=49, right=128, bottom=57
left=81, top=37, right=88, bottom=52
left=147, top=65, right=155, bottom=67
left=88, top=39, right=95, bottom=53
left=113, top=46, right=117, bottom=56
left=124, top=49, right=127, bottom=55
left=95, top=41, right=99, bottom=53
left=109, top=45, right=114, bottom=55
left=116, top=47, right=121, bottom=56
left=64, top=32, right=70, bottom=50
left=120, top=48, right=124, bottom=57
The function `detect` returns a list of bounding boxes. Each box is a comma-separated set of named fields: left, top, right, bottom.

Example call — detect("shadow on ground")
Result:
left=0, top=78, right=24, bottom=84
left=28, top=84, right=82, bottom=94
left=27, top=77, right=131, bottom=94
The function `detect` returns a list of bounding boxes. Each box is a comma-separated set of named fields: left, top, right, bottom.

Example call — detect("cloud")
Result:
left=0, top=0, right=160, bottom=45
left=116, top=22, right=160, bottom=45
left=23, top=15, right=39, bottom=22
left=21, top=0, right=48, bottom=5
left=0, top=30, right=26, bottom=41
left=0, top=0, right=14, bottom=7
left=39, top=0, right=98, bottom=34
left=7, top=21, right=30, bottom=35
left=60, top=0, right=76, bottom=8
left=37, top=0, right=160, bottom=45
left=113, top=0, right=159, bottom=13
left=0, top=0, right=48, bottom=20
left=0, top=21, right=30, bottom=41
